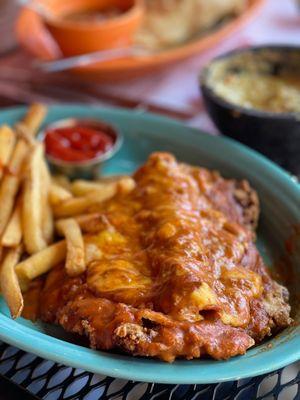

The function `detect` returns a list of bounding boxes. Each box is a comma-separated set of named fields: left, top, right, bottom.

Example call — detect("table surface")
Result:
left=0, top=341, right=299, bottom=400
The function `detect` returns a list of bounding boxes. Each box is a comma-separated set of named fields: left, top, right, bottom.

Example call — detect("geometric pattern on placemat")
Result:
left=0, top=342, right=299, bottom=400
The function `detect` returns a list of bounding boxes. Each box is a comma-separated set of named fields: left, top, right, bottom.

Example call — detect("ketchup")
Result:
left=44, top=124, right=115, bottom=162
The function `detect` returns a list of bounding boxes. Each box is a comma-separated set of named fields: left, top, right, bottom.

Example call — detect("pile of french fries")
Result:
left=0, top=104, right=135, bottom=319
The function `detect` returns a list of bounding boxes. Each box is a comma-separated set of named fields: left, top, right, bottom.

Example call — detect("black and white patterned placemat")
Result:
left=0, top=342, right=299, bottom=400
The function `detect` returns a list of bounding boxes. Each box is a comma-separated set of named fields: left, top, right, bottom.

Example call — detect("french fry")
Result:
left=71, top=180, right=115, bottom=197
left=0, top=125, right=16, bottom=181
left=21, top=103, right=47, bottom=135
left=42, top=197, right=54, bottom=244
left=15, top=240, right=66, bottom=281
left=97, top=175, right=128, bottom=183
left=1, top=198, right=22, bottom=247
left=117, top=176, right=136, bottom=194
left=49, top=183, right=72, bottom=206
left=40, top=160, right=54, bottom=244
left=53, top=195, right=104, bottom=219
left=74, top=213, right=103, bottom=228
left=73, top=213, right=106, bottom=233
left=71, top=177, right=135, bottom=197
left=84, top=242, right=103, bottom=265
left=0, top=144, right=27, bottom=235
left=0, top=105, right=47, bottom=235
left=0, top=245, right=23, bottom=318
left=53, top=185, right=117, bottom=218
left=74, top=212, right=102, bottom=225
left=18, top=276, right=30, bottom=292
left=56, top=219, right=86, bottom=276
left=57, top=213, right=106, bottom=234
left=51, top=174, right=71, bottom=191
left=22, top=144, right=47, bottom=254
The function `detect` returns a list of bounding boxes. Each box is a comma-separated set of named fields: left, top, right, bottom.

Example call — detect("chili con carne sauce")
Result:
left=44, top=124, right=114, bottom=162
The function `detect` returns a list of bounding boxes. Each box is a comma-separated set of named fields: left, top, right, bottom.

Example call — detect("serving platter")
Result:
left=16, top=0, right=265, bottom=81
left=0, top=105, right=299, bottom=384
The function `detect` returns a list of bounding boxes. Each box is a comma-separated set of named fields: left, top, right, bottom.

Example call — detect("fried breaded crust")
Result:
left=25, top=153, right=291, bottom=362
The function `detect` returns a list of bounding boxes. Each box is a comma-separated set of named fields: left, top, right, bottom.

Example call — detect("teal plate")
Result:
left=0, top=105, right=299, bottom=384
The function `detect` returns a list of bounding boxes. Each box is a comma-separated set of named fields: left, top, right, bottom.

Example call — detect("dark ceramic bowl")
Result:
left=200, top=45, right=300, bottom=177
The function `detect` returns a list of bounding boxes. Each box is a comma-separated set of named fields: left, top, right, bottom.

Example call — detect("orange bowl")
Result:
left=39, top=0, right=144, bottom=56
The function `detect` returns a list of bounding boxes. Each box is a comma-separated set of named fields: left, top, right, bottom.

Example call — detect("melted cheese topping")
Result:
left=81, top=153, right=264, bottom=326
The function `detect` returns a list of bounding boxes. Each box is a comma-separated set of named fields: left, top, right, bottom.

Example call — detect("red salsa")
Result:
left=44, top=123, right=115, bottom=162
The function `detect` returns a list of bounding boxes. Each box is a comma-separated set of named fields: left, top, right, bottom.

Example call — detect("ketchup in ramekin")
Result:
left=45, top=122, right=115, bottom=162
left=42, top=118, right=122, bottom=178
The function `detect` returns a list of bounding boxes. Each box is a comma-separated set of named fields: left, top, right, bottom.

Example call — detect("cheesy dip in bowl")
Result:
left=200, top=46, right=300, bottom=176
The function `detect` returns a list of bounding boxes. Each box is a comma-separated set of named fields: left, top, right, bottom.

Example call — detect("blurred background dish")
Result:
left=135, top=0, right=247, bottom=50
left=200, top=45, right=300, bottom=176
left=40, top=0, right=144, bottom=56
left=15, top=0, right=265, bottom=80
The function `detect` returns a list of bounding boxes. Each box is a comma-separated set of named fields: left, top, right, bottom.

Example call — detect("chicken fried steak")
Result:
left=25, top=153, right=291, bottom=362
